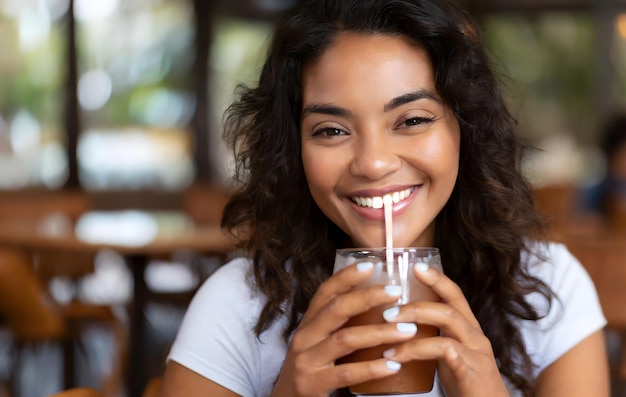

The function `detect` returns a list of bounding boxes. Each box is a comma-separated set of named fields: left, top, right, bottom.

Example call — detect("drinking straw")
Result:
left=383, top=195, right=394, bottom=276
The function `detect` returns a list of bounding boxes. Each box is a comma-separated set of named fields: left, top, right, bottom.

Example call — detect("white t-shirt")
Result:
left=167, top=242, right=606, bottom=397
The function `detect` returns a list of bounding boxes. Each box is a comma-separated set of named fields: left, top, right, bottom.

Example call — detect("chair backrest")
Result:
left=0, top=190, right=97, bottom=282
left=0, top=248, right=66, bottom=342
left=35, top=250, right=96, bottom=281
left=141, top=377, right=162, bottom=397
left=46, top=387, right=103, bottom=397
left=533, top=183, right=576, bottom=236
left=0, top=189, right=90, bottom=223
left=564, top=233, right=626, bottom=329
left=183, top=184, right=230, bottom=225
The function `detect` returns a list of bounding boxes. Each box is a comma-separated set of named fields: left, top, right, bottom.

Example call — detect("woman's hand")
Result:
left=270, top=262, right=421, bottom=397
left=382, top=263, right=510, bottom=397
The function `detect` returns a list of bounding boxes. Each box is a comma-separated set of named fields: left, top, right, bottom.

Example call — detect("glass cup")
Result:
left=333, top=247, right=442, bottom=395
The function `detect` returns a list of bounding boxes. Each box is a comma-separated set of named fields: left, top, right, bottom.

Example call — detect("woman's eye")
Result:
left=402, top=116, right=435, bottom=127
left=312, top=127, right=346, bottom=137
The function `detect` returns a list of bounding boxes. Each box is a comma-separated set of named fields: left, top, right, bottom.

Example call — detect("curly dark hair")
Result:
left=222, top=0, right=552, bottom=395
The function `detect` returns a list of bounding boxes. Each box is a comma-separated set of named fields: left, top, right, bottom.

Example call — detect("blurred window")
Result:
left=483, top=13, right=596, bottom=143
left=0, top=0, right=67, bottom=189
left=482, top=12, right=604, bottom=187
left=75, top=0, right=195, bottom=190
left=209, top=16, right=272, bottom=179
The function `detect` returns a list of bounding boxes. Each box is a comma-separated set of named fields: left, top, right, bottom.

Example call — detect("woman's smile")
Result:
left=346, top=185, right=418, bottom=221
left=350, top=186, right=415, bottom=209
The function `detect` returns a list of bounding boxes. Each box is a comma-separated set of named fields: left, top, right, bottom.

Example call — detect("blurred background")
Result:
left=0, top=0, right=626, bottom=396
left=0, top=0, right=625, bottom=193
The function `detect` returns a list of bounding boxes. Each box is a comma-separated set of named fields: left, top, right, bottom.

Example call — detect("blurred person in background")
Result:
left=578, top=113, right=626, bottom=230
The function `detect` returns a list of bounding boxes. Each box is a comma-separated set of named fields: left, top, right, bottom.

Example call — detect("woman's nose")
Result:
left=349, top=132, right=402, bottom=180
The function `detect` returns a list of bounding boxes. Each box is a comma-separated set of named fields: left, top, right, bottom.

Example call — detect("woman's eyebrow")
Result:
left=383, top=89, right=442, bottom=112
left=301, top=103, right=351, bottom=118
left=301, top=89, right=440, bottom=118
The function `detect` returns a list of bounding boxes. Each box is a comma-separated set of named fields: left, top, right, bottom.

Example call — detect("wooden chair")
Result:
left=146, top=183, right=232, bottom=289
left=46, top=387, right=103, bottom=397
left=606, top=195, right=626, bottom=232
left=35, top=249, right=128, bottom=397
left=141, top=377, right=162, bottom=397
left=0, top=247, right=127, bottom=397
left=181, top=182, right=233, bottom=276
left=182, top=183, right=230, bottom=226
left=0, top=247, right=66, bottom=396
left=133, top=185, right=231, bottom=391
left=532, top=183, right=577, bottom=238
left=0, top=190, right=128, bottom=397
left=0, top=189, right=90, bottom=223
left=563, top=232, right=626, bottom=379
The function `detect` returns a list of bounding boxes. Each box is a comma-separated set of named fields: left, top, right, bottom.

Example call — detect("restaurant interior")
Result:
left=0, top=0, right=625, bottom=396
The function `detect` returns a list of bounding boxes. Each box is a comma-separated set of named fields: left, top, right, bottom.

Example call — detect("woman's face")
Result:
left=300, top=33, right=460, bottom=248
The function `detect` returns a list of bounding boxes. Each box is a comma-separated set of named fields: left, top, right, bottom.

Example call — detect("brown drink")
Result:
left=339, top=306, right=438, bottom=395
left=333, top=248, right=442, bottom=395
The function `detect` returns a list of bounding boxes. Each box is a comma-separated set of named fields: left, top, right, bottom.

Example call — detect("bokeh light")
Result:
left=78, top=69, right=113, bottom=110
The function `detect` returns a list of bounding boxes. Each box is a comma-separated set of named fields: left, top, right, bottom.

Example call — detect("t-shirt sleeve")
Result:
left=166, top=258, right=261, bottom=397
left=521, top=243, right=607, bottom=378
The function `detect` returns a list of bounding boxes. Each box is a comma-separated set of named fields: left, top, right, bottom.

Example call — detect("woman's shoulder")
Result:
left=519, top=240, right=606, bottom=377
left=194, top=256, right=261, bottom=305
left=167, top=256, right=284, bottom=396
left=171, top=256, right=264, bottom=349
left=205, top=256, right=254, bottom=284
left=521, top=240, right=587, bottom=286
left=519, top=240, right=604, bottom=325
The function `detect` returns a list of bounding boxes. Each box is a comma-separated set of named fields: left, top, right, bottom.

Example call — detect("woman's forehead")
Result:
left=302, top=33, right=435, bottom=100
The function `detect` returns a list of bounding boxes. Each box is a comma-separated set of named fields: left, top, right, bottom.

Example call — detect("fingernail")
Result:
left=383, top=306, right=399, bottom=321
left=357, top=261, right=373, bottom=272
left=384, top=285, right=402, bottom=297
left=415, top=262, right=429, bottom=272
left=383, top=348, right=396, bottom=359
left=396, top=322, right=417, bottom=334
left=386, top=360, right=402, bottom=371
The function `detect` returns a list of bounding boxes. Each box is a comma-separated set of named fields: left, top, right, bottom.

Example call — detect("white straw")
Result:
left=383, top=195, right=394, bottom=275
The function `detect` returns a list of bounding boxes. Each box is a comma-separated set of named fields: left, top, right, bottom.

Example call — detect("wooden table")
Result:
left=0, top=210, right=237, bottom=396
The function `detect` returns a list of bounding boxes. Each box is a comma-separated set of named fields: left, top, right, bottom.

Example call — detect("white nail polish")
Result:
left=396, top=322, right=417, bottom=334
left=383, top=348, right=396, bottom=359
left=357, top=261, right=373, bottom=272
left=415, top=262, right=429, bottom=272
left=384, top=285, right=402, bottom=297
left=386, top=360, right=401, bottom=371
left=383, top=306, right=399, bottom=321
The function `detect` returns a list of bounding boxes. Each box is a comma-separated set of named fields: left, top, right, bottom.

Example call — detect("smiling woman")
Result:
left=159, top=1, right=610, bottom=397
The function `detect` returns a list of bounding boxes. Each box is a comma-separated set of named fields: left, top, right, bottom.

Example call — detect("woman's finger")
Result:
left=301, top=261, right=375, bottom=327
left=292, top=282, right=405, bottom=352
left=384, top=332, right=494, bottom=364
left=304, top=321, right=419, bottom=365
left=383, top=334, right=506, bottom=397
left=384, top=301, right=483, bottom=346
left=413, top=263, right=481, bottom=329
left=291, top=357, right=403, bottom=396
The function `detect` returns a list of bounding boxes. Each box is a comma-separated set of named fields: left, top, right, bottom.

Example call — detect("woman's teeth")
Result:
left=352, top=187, right=414, bottom=209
